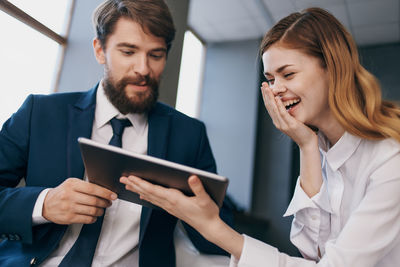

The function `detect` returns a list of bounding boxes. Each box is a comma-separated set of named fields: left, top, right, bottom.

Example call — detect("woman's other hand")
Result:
left=261, top=82, right=323, bottom=197
left=261, top=82, right=317, bottom=150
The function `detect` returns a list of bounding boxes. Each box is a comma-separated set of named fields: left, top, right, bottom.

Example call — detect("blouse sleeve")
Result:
left=229, top=154, right=400, bottom=267
left=284, top=177, right=332, bottom=259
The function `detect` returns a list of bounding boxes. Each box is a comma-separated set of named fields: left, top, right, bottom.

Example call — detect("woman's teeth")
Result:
left=283, top=99, right=300, bottom=110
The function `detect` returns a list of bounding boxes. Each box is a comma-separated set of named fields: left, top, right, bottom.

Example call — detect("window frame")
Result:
left=0, top=0, right=75, bottom=92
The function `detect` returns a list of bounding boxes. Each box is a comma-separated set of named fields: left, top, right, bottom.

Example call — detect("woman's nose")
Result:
left=271, top=82, right=287, bottom=96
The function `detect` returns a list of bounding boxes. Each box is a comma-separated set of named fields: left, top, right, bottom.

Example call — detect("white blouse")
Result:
left=230, top=132, right=400, bottom=267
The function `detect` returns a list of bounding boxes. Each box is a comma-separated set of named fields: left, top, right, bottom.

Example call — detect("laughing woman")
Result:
left=121, top=7, right=400, bottom=267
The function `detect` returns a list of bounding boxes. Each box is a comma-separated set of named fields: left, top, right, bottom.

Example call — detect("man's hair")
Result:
left=92, top=0, right=176, bottom=51
left=260, top=7, right=400, bottom=142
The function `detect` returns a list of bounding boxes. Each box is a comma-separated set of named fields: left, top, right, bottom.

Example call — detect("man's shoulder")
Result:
left=33, top=90, right=90, bottom=102
left=27, top=87, right=96, bottom=109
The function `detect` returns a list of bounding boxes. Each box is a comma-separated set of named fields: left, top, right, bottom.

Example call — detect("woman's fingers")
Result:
left=120, top=175, right=220, bottom=235
left=120, top=176, right=182, bottom=210
left=261, top=85, right=289, bottom=130
left=121, top=175, right=160, bottom=197
left=274, top=95, right=296, bottom=129
left=261, top=85, right=281, bottom=126
left=121, top=175, right=213, bottom=209
left=188, top=175, right=210, bottom=200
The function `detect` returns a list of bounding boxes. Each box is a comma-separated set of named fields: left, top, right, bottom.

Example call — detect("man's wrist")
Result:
left=32, top=188, right=51, bottom=225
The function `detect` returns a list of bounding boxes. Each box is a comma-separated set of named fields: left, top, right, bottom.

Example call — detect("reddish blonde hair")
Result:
left=260, top=7, right=400, bottom=142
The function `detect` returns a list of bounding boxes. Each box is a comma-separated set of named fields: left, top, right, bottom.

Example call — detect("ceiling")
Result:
left=188, top=0, right=400, bottom=46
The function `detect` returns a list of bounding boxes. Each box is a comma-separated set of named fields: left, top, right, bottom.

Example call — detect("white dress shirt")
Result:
left=33, top=82, right=148, bottom=266
left=230, top=132, right=400, bottom=267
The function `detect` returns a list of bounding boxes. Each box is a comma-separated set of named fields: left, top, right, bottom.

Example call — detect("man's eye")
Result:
left=122, top=50, right=134, bottom=55
left=150, top=53, right=165, bottom=59
left=284, top=72, right=294, bottom=78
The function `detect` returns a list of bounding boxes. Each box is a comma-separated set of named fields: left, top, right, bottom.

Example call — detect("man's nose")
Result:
left=134, top=55, right=150, bottom=76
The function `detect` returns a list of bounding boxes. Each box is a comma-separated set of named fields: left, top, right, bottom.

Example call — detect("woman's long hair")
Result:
left=260, top=7, right=400, bottom=142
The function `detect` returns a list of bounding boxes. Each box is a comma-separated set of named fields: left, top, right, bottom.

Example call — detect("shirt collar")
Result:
left=95, top=80, right=148, bottom=134
left=318, top=131, right=362, bottom=171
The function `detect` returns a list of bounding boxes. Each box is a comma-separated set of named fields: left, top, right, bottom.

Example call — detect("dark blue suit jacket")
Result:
left=0, top=85, right=232, bottom=266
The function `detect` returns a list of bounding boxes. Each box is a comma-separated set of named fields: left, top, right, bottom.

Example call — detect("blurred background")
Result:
left=1, top=0, right=399, bottom=256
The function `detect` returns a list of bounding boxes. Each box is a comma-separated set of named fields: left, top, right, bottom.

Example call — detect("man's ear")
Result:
left=93, top=38, right=105, bottom=64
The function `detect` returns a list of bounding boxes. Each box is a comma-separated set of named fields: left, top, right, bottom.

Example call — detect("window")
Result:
left=0, top=0, right=73, bottom=126
left=176, top=30, right=206, bottom=118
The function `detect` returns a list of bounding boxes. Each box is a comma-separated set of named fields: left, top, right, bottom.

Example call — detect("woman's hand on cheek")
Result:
left=119, top=175, right=221, bottom=238
left=261, top=83, right=317, bottom=149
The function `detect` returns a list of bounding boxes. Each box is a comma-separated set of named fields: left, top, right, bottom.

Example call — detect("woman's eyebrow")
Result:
left=264, top=64, right=293, bottom=76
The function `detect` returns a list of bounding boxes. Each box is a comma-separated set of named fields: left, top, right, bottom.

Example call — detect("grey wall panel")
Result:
left=200, top=40, right=260, bottom=211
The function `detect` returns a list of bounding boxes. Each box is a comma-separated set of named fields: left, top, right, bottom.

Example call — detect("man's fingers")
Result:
left=69, top=214, right=98, bottom=225
left=74, top=191, right=112, bottom=208
left=74, top=203, right=105, bottom=217
left=71, top=179, right=117, bottom=201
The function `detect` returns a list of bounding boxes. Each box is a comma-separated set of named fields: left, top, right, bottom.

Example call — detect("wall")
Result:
left=199, top=40, right=260, bottom=211
left=359, top=42, right=400, bottom=101
left=57, top=0, right=188, bottom=108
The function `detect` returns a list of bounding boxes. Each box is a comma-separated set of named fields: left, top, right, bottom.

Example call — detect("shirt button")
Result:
left=311, top=215, right=317, bottom=220
left=30, top=257, right=37, bottom=265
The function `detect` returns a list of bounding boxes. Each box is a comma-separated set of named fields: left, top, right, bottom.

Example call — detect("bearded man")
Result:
left=0, top=1, right=232, bottom=266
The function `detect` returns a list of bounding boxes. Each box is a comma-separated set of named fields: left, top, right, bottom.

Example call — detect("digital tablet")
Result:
left=78, top=137, right=229, bottom=208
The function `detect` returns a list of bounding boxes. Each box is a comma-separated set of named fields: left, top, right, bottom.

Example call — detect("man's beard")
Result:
left=103, top=71, right=159, bottom=114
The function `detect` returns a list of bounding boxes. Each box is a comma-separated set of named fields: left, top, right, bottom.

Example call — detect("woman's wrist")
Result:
left=298, top=133, right=319, bottom=152
left=299, top=134, right=323, bottom=197
left=201, top=217, right=244, bottom=259
left=197, top=216, right=225, bottom=242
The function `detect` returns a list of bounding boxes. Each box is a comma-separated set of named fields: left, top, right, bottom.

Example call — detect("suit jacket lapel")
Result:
left=147, top=103, right=171, bottom=159
left=139, top=103, right=171, bottom=243
left=67, top=86, right=97, bottom=179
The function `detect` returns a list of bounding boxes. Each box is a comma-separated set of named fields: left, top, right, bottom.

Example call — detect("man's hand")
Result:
left=42, top=178, right=117, bottom=225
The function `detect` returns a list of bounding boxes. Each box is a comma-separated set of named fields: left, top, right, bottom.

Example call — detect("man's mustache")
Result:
left=120, top=75, right=150, bottom=86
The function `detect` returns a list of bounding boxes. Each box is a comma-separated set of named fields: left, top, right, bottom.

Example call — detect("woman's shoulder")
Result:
left=363, top=137, right=400, bottom=155
left=360, top=137, right=400, bottom=179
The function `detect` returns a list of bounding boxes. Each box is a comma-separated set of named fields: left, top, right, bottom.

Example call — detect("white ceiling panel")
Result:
left=188, top=0, right=400, bottom=46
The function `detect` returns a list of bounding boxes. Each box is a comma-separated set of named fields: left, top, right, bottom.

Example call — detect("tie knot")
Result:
left=110, top=118, right=132, bottom=137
